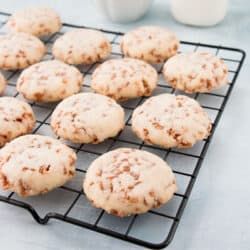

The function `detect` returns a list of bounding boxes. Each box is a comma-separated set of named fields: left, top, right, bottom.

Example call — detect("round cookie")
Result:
left=0, top=134, right=76, bottom=196
left=84, top=148, right=177, bottom=217
left=0, top=72, right=6, bottom=95
left=0, top=97, right=35, bottom=147
left=91, top=58, right=158, bottom=101
left=51, top=93, right=124, bottom=144
left=17, top=60, right=83, bottom=102
left=121, top=26, right=179, bottom=64
left=132, top=94, right=211, bottom=148
left=7, top=6, right=61, bottom=37
left=0, top=33, right=46, bottom=70
left=163, top=52, right=229, bottom=93
left=52, top=29, right=111, bottom=65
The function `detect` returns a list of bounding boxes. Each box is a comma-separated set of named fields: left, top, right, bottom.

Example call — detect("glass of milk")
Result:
left=93, top=0, right=154, bottom=23
left=170, top=0, right=228, bottom=26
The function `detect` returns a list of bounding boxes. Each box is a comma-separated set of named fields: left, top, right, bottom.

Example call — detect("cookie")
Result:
left=0, top=72, right=6, bottom=95
left=17, top=60, right=83, bottom=102
left=132, top=94, right=211, bottom=148
left=0, top=97, right=36, bottom=147
left=51, top=93, right=124, bottom=143
left=121, top=26, right=179, bottom=64
left=84, top=147, right=177, bottom=217
left=91, top=58, right=158, bottom=101
left=52, top=29, right=111, bottom=65
left=0, top=33, right=46, bottom=70
left=0, top=134, right=76, bottom=196
left=163, top=52, right=229, bottom=93
left=7, top=6, right=61, bottom=37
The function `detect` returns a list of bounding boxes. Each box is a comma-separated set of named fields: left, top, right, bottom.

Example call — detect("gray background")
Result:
left=0, top=0, right=249, bottom=249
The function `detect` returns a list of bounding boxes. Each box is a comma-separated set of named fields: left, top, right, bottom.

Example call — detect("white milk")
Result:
left=93, top=0, right=154, bottom=23
left=170, top=0, right=228, bottom=26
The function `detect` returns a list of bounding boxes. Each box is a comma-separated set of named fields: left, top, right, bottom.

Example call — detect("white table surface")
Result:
left=0, top=0, right=249, bottom=250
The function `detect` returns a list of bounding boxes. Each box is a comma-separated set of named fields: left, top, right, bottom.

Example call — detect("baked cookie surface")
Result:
left=0, top=32, right=46, bottom=70
left=0, top=97, right=35, bottom=147
left=52, top=29, right=111, bottom=65
left=0, top=72, right=6, bottom=95
left=17, top=60, right=83, bottom=102
left=51, top=93, right=124, bottom=144
left=91, top=58, right=158, bottom=101
left=83, top=148, right=177, bottom=217
left=0, top=134, right=76, bottom=196
left=121, top=26, right=179, bottom=64
left=7, top=6, right=61, bottom=37
left=163, top=52, right=228, bottom=93
left=132, top=94, right=211, bottom=148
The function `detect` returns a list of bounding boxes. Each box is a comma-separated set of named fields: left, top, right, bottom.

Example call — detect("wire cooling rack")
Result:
left=0, top=11, right=246, bottom=249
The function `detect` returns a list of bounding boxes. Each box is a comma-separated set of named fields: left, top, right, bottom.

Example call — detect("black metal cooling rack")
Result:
left=0, top=10, right=246, bottom=249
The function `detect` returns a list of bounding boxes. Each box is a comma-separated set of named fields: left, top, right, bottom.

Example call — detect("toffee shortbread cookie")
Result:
left=0, top=135, right=76, bottom=196
left=0, top=33, right=46, bottom=70
left=132, top=94, right=211, bottom=148
left=121, top=26, right=179, bottom=64
left=17, top=60, right=83, bottom=102
left=163, top=52, right=228, bottom=93
left=0, top=97, right=35, bottom=147
left=91, top=58, right=158, bottom=101
left=7, top=6, right=61, bottom=37
left=52, top=29, right=111, bottom=65
left=84, top=148, right=177, bottom=217
left=51, top=93, right=124, bottom=144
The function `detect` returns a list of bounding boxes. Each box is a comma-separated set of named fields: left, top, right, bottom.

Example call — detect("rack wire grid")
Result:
left=0, top=11, right=246, bottom=249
